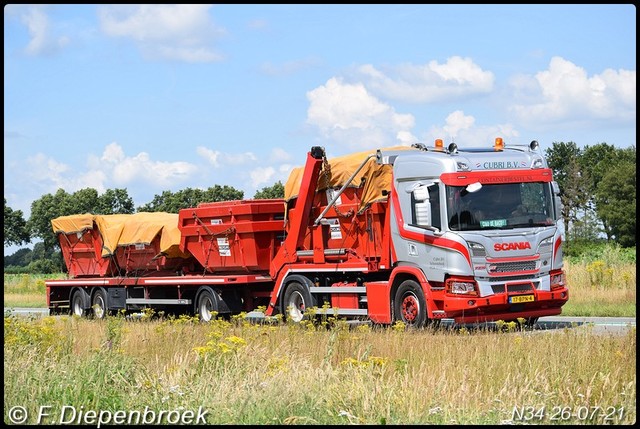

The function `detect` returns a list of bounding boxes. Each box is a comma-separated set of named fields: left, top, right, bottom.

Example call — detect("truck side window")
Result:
left=410, top=182, right=440, bottom=230
left=429, top=185, right=441, bottom=230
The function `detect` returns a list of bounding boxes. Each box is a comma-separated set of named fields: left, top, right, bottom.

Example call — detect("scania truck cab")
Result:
left=385, top=138, right=567, bottom=324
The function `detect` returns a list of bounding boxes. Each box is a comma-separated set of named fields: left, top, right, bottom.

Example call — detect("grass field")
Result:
left=4, top=251, right=636, bottom=425
left=3, top=313, right=636, bottom=425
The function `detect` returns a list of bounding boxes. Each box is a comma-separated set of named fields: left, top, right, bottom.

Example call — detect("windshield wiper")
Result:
left=509, top=222, right=551, bottom=228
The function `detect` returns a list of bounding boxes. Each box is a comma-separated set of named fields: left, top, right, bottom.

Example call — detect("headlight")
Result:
left=446, top=278, right=478, bottom=295
left=537, top=236, right=553, bottom=253
left=550, top=270, right=565, bottom=290
left=468, top=241, right=486, bottom=257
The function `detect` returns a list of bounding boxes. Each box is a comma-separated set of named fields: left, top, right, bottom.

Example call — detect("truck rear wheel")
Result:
left=92, top=289, right=108, bottom=320
left=283, top=281, right=315, bottom=323
left=196, top=289, right=218, bottom=322
left=71, top=291, right=86, bottom=317
left=394, top=279, right=428, bottom=328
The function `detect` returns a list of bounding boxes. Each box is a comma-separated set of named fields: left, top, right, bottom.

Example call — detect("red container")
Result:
left=178, top=199, right=286, bottom=273
left=297, top=186, right=388, bottom=263
left=55, top=220, right=119, bottom=278
left=115, top=240, right=192, bottom=274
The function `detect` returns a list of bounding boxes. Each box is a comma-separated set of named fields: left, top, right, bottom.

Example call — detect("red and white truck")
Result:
left=45, top=138, right=568, bottom=327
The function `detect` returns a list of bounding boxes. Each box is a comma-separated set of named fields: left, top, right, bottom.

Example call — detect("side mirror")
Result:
left=466, top=182, right=482, bottom=193
left=413, top=185, right=429, bottom=202
left=412, top=185, right=431, bottom=226
left=551, top=181, right=563, bottom=221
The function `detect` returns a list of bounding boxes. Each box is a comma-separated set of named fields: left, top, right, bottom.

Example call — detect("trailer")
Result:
left=46, top=139, right=569, bottom=327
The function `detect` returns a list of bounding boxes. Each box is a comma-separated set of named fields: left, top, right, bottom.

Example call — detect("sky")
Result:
left=3, top=4, right=636, bottom=255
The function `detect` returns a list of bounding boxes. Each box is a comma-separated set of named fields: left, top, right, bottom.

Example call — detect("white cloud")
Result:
left=250, top=166, right=276, bottom=188
left=278, top=164, right=293, bottom=174
left=196, top=146, right=221, bottom=167
left=246, top=163, right=294, bottom=194
left=26, top=153, right=107, bottom=194
left=196, top=146, right=257, bottom=167
left=306, top=77, right=416, bottom=151
left=508, top=56, right=636, bottom=126
left=26, top=153, right=68, bottom=181
left=426, top=110, right=519, bottom=148
left=357, top=56, right=494, bottom=103
left=98, top=4, right=226, bottom=63
left=110, top=151, right=195, bottom=187
left=22, top=143, right=197, bottom=198
left=396, top=130, right=418, bottom=146
left=224, top=152, right=258, bottom=165
left=101, top=142, right=126, bottom=163
left=11, top=5, right=70, bottom=55
left=269, top=148, right=293, bottom=162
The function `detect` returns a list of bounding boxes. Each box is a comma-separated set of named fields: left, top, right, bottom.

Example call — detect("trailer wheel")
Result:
left=196, top=289, right=218, bottom=322
left=394, top=279, right=427, bottom=328
left=92, top=289, right=108, bottom=320
left=283, top=281, right=315, bottom=323
left=71, top=291, right=86, bottom=317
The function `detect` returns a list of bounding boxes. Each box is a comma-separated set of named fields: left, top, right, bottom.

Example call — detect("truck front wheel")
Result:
left=282, top=281, right=315, bottom=323
left=394, top=279, right=428, bottom=328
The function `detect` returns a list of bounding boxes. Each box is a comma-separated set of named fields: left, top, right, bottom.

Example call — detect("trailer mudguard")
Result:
left=194, top=286, right=232, bottom=316
left=278, top=274, right=314, bottom=314
left=70, top=287, right=91, bottom=312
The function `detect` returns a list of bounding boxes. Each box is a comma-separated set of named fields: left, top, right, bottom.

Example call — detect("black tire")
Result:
left=92, top=289, right=108, bottom=320
left=71, top=291, right=86, bottom=317
left=394, top=279, right=428, bottom=328
left=282, top=281, right=315, bottom=323
left=523, top=317, right=539, bottom=328
left=196, top=289, right=218, bottom=322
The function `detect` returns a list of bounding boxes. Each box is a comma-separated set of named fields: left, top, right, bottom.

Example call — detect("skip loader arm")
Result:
left=266, top=146, right=326, bottom=314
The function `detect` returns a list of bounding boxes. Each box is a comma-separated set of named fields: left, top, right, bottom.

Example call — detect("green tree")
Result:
left=3, top=247, right=33, bottom=268
left=4, top=198, right=31, bottom=246
left=29, top=187, right=140, bottom=251
left=137, top=190, right=175, bottom=213
left=545, top=141, right=581, bottom=191
left=580, top=143, right=619, bottom=195
left=71, top=188, right=100, bottom=214
left=545, top=142, right=589, bottom=238
left=138, top=185, right=244, bottom=213
left=580, top=144, right=636, bottom=243
left=595, top=160, right=636, bottom=246
left=27, top=189, right=73, bottom=251
left=253, top=181, right=285, bottom=199
left=96, top=188, right=135, bottom=214
left=203, top=185, right=245, bottom=205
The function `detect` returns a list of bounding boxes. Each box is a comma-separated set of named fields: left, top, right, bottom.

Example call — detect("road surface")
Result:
left=3, top=307, right=635, bottom=335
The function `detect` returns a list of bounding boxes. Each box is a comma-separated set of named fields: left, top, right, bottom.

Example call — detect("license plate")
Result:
left=509, top=294, right=534, bottom=304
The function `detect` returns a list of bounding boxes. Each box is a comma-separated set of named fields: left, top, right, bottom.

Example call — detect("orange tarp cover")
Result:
left=51, top=212, right=188, bottom=258
left=284, top=145, right=413, bottom=212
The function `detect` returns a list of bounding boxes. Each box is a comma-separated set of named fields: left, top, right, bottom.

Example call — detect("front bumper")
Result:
left=441, top=287, right=569, bottom=324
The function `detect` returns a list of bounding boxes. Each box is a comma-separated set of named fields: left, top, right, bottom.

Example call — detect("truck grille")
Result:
left=488, top=261, right=537, bottom=274
left=491, top=283, right=534, bottom=294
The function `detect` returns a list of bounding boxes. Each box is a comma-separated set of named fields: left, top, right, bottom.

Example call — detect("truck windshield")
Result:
left=446, top=182, right=555, bottom=231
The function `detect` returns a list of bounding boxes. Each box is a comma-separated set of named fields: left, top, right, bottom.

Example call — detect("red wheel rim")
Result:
left=401, top=294, right=419, bottom=322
